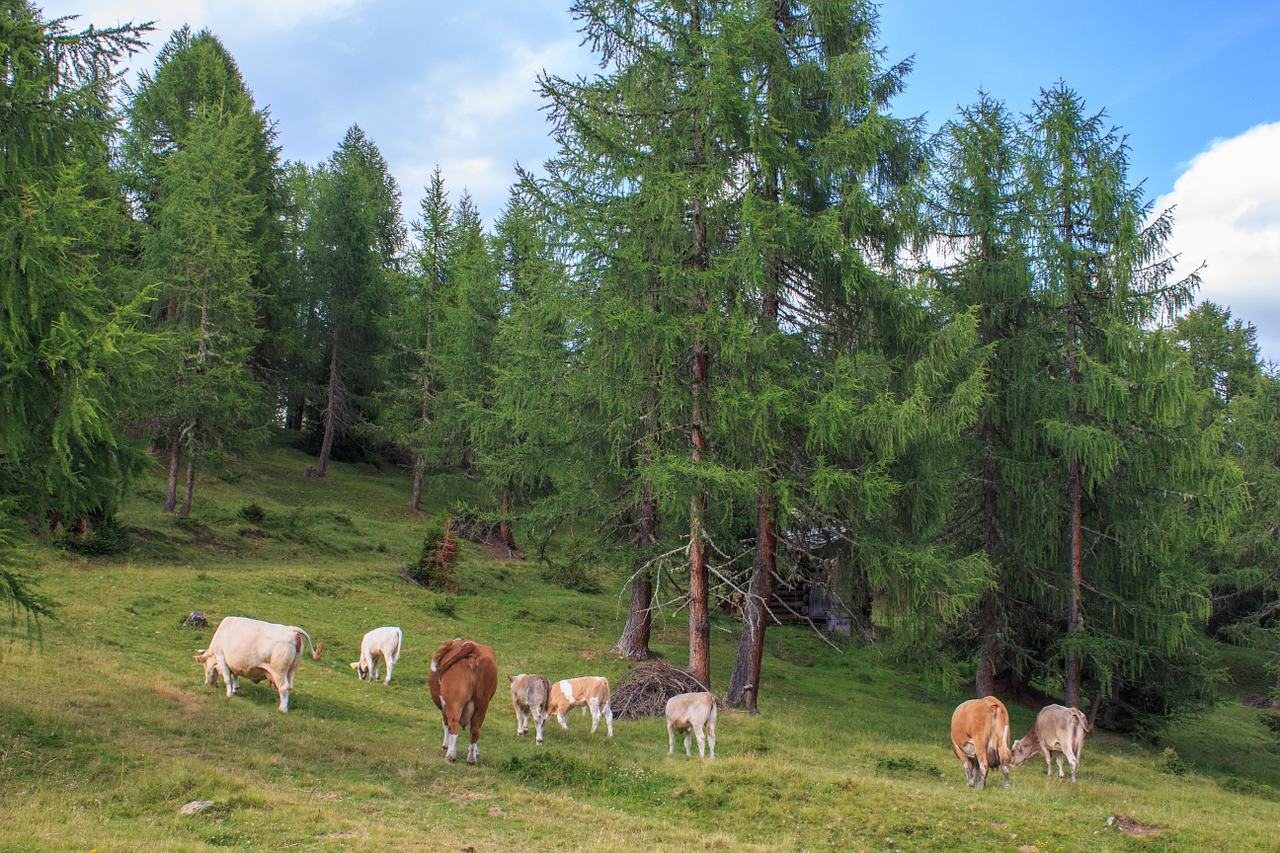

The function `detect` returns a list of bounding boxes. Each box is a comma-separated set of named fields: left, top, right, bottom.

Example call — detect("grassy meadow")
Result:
left=1, top=432, right=1278, bottom=851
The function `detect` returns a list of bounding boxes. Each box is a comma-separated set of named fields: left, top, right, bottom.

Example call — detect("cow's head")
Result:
left=194, top=649, right=218, bottom=686
left=1009, top=738, right=1034, bottom=766
left=350, top=661, right=371, bottom=680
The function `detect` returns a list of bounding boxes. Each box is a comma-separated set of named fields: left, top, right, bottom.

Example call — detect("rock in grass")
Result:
left=178, top=800, right=215, bottom=816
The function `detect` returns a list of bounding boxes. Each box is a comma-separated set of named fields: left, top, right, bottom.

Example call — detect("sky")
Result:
left=38, top=0, right=1280, bottom=361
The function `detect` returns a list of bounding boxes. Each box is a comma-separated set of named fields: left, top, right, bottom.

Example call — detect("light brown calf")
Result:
left=509, top=673, right=551, bottom=745
left=665, top=691, right=717, bottom=759
left=428, top=638, right=498, bottom=764
left=1011, top=703, right=1090, bottom=782
left=548, top=676, right=613, bottom=737
left=950, top=696, right=1012, bottom=790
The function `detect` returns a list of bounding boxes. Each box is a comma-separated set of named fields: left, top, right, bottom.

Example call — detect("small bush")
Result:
left=405, top=516, right=459, bottom=591
left=1161, top=746, right=1188, bottom=776
left=434, top=593, right=458, bottom=618
left=1218, top=775, right=1280, bottom=802
left=1260, top=712, right=1280, bottom=735
left=540, top=551, right=603, bottom=595
left=59, top=514, right=130, bottom=556
left=238, top=502, right=266, bottom=525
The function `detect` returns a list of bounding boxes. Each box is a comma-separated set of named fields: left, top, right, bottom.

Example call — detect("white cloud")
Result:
left=46, top=0, right=365, bottom=34
left=1158, top=122, right=1280, bottom=364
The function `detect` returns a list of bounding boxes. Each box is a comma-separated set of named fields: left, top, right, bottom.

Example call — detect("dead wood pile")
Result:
left=612, top=661, right=715, bottom=720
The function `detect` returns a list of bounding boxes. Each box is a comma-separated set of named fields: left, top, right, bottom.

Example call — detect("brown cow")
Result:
left=1011, top=703, right=1090, bottom=782
left=428, top=638, right=498, bottom=764
left=950, top=696, right=1012, bottom=790
left=509, top=673, right=551, bottom=745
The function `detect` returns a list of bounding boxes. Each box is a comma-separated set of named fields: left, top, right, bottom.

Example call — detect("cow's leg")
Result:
left=383, top=653, right=395, bottom=685
left=466, top=701, right=489, bottom=766
left=588, top=699, right=601, bottom=734
left=707, top=721, right=716, bottom=759
left=443, top=708, right=461, bottom=763
left=667, top=721, right=677, bottom=755
left=534, top=710, right=545, bottom=745
left=694, top=727, right=706, bottom=758
left=371, top=655, right=381, bottom=683
left=215, top=654, right=235, bottom=698
left=604, top=702, right=613, bottom=737
left=556, top=711, right=570, bottom=730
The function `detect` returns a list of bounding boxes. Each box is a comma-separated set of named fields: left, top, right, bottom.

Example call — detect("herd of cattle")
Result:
left=193, top=615, right=1086, bottom=782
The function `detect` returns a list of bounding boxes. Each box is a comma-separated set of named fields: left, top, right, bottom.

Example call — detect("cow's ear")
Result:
left=350, top=662, right=359, bottom=669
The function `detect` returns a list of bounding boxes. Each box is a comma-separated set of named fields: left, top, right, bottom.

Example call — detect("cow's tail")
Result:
left=296, top=627, right=323, bottom=660
left=433, top=638, right=477, bottom=675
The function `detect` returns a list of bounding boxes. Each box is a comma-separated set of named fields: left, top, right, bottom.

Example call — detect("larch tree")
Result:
left=930, top=93, right=1039, bottom=698
left=535, top=0, right=743, bottom=683
left=1023, top=83, right=1242, bottom=720
left=143, top=99, right=267, bottom=515
left=1, top=3, right=155, bottom=540
left=307, top=125, right=405, bottom=477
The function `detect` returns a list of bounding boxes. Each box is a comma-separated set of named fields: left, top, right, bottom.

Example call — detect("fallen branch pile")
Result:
left=612, top=661, right=714, bottom=720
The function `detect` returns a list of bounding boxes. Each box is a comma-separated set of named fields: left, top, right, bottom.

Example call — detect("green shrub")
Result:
left=238, top=502, right=266, bottom=525
left=405, top=516, right=459, bottom=591
left=59, top=514, right=129, bottom=556
left=1161, top=746, right=1188, bottom=775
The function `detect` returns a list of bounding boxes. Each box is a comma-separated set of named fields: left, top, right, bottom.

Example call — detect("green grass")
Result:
left=3, top=431, right=1279, bottom=851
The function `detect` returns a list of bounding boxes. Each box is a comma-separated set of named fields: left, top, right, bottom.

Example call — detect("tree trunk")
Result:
left=285, top=397, right=304, bottom=431
left=728, top=484, right=776, bottom=711
left=1065, top=296, right=1084, bottom=709
left=499, top=485, right=518, bottom=554
left=179, top=453, right=196, bottom=517
left=163, top=431, right=180, bottom=514
left=409, top=458, right=424, bottom=512
left=976, top=420, right=1000, bottom=698
left=612, top=571, right=655, bottom=661
left=317, top=342, right=341, bottom=477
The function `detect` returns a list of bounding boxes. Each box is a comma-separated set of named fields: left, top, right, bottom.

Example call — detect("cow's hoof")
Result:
left=445, top=754, right=457, bottom=764
left=466, top=757, right=477, bottom=765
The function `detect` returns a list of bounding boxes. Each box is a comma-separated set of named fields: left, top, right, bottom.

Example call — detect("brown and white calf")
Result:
left=950, top=696, right=1013, bottom=790
left=195, top=616, right=323, bottom=713
left=665, top=691, right=717, bottom=759
left=548, top=676, right=613, bottom=737
left=1010, top=703, right=1090, bottom=782
left=350, top=626, right=402, bottom=685
left=428, top=638, right=498, bottom=764
left=509, top=673, right=551, bottom=745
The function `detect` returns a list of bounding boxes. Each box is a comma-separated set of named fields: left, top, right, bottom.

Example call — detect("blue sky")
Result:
left=41, top=0, right=1280, bottom=360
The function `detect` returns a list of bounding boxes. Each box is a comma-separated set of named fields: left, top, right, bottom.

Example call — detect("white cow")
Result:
left=547, top=676, right=614, bottom=737
left=665, top=691, right=717, bottom=758
left=509, top=673, right=551, bottom=745
left=195, top=616, right=322, bottom=713
left=350, top=626, right=402, bottom=685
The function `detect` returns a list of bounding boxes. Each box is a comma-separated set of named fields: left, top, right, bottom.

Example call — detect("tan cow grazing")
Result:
left=195, top=616, right=323, bottom=713
left=350, top=626, right=402, bottom=685
left=548, top=676, right=613, bottom=737
left=428, top=638, right=498, bottom=764
left=1011, top=703, right=1091, bottom=782
left=509, top=673, right=551, bottom=745
left=950, top=696, right=1013, bottom=790
left=665, top=691, right=717, bottom=759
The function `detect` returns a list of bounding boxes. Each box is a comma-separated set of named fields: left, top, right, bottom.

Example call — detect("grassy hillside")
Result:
left=2, top=432, right=1278, bottom=851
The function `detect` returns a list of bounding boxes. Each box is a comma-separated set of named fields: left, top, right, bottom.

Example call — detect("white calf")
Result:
left=350, top=626, right=402, bottom=685
left=665, top=691, right=717, bottom=758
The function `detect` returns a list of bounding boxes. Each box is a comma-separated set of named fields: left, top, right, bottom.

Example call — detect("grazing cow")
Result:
left=509, top=673, right=551, bottom=745
left=195, top=616, right=323, bottom=713
left=1011, top=703, right=1091, bottom=782
left=350, top=626, right=402, bottom=685
left=665, top=691, right=717, bottom=759
left=950, top=696, right=1013, bottom=790
left=428, top=638, right=498, bottom=764
left=548, top=676, right=614, bottom=737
